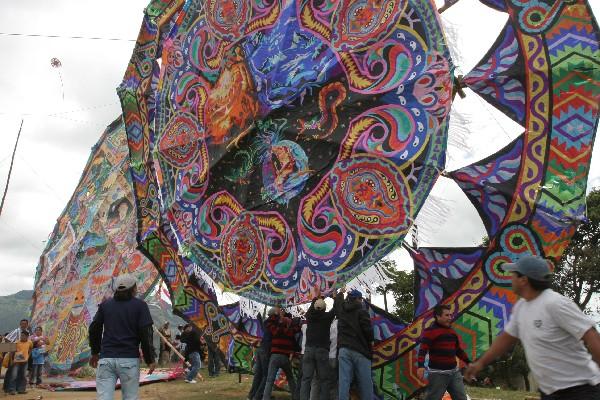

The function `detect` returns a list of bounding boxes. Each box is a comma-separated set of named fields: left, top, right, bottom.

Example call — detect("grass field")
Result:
left=467, top=386, right=538, bottom=400
left=0, top=372, right=539, bottom=399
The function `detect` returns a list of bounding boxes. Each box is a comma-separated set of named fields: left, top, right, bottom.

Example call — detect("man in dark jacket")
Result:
left=334, top=288, right=373, bottom=400
left=300, top=292, right=335, bottom=400
left=262, top=308, right=301, bottom=400
left=248, top=308, right=275, bottom=400
left=180, top=324, right=203, bottom=383
left=206, top=333, right=221, bottom=377
left=89, top=274, right=156, bottom=400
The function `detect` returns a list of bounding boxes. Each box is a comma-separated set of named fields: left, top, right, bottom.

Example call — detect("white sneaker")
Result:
left=185, top=379, right=197, bottom=384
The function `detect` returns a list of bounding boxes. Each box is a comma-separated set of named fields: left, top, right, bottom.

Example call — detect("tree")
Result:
left=374, top=259, right=415, bottom=322
left=554, top=188, right=600, bottom=313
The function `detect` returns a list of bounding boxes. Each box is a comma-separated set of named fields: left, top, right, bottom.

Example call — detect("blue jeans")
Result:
left=186, top=352, right=201, bottom=381
left=425, top=369, right=467, bottom=400
left=248, top=347, right=269, bottom=400
left=6, top=362, right=27, bottom=393
left=300, top=346, right=330, bottom=400
left=96, top=358, right=140, bottom=400
left=338, top=347, right=373, bottom=400
left=31, top=364, right=43, bottom=384
left=262, top=353, right=297, bottom=400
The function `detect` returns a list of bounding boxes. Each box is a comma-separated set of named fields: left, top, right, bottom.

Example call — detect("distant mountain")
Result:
left=0, top=290, right=33, bottom=333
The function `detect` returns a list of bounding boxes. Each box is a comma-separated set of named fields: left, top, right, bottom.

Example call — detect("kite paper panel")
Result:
left=412, top=248, right=483, bottom=317
left=139, top=225, right=234, bottom=357
left=221, top=302, right=264, bottom=372
left=119, top=0, right=454, bottom=306
left=30, top=117, right=159, bottom=372
left=371, top=1, right=599, bottom=398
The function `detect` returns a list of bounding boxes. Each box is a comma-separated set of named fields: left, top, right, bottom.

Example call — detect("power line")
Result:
left=0, top=31, right=135, bottom=42
left=0, top=102, right=119, bottom=121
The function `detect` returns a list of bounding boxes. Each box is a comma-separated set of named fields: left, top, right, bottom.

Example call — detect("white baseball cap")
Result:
left=114, top=274, right=137, bottom=291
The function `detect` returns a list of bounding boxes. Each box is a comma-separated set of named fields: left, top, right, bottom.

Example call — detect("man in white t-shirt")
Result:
left=465, top=255, right=600, bottom=399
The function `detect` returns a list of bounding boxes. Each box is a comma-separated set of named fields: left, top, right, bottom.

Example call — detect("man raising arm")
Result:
left=465, top=256, right=600, bottom=400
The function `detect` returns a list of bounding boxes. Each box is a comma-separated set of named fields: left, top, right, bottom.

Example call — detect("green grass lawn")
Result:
left=156, top=374, right=539, bottom=400
left=467, top=386, right=539, bottom=400
left=25, top=371, right=539, bottom=400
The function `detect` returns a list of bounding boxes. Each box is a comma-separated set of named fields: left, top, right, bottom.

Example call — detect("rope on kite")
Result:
left=51, top=58, right=65, bottom=101
left=412, top=192, right=453, bottom=244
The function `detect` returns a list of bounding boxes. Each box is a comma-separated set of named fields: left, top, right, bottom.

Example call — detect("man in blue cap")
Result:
left=465, top=255, right=600, bottom=399
left=334, top=287, right=373, bottom=400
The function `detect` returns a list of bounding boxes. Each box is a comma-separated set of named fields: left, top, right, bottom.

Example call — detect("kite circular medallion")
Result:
left=121, top=0, right=454, bottom=304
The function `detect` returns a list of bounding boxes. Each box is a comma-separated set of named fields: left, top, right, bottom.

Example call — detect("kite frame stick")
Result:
left=438, top=0, right=462, bottom=13
left=153, top=326, right=192, bottom=369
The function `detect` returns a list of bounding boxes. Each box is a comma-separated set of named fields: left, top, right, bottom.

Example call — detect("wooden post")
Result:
left=0, top=120, right=24, bottom=218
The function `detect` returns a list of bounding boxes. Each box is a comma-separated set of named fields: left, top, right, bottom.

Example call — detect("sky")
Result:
left=0, top=0, right=599, bottom=298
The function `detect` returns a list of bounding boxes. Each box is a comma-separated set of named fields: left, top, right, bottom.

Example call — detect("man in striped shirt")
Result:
left=417, top=304, right=470, bottom=400
left=262, top=307, right=301, bottom=400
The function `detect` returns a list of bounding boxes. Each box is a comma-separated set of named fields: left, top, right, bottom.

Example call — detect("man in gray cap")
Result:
left=465, top=255, right=600, bottom=400
left=89, top=274, right=156, bottom=400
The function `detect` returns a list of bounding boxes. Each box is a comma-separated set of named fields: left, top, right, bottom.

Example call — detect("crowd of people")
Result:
left=0, top=319, right=49, bottom=395
left=2, top=253, right=599, bottom=400
left=248, top=286, right=375, bottom=400
left=245, top=255, right=600, bottom=400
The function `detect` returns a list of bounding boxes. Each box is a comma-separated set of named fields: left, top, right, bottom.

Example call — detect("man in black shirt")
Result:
left=300, top=292, right=335, bottom=400
left=89, top=274, right=156, bottom=400
left=180, top=324, right=203, bottom=383
left=248, top=308, right=275, bottom=400
left=334, top=288, right=373, bottom=400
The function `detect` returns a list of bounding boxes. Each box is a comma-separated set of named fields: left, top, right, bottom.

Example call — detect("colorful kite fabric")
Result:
left=222, top=302, right=263, bottom=373
left=30, top=117, right=159, bottom=372
left=119, top=0, right=454, bottom=306
left=115, top=0, right=598, bottom=398
left=371, top=1, right=599, bottom=398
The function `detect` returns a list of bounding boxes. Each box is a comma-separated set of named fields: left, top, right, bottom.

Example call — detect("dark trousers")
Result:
left=6, top=362, right=27, bottom=393
left=262, top=353, right=298, bottom=400
left=207, top=346, right=220, bottom=376
left=300, top=346, right=330, bottom=400
left=541, top=384, right=600, bottom=400
left=248, top=347, right=269, bottom=400
left=3, top=364, right=13, bottom=392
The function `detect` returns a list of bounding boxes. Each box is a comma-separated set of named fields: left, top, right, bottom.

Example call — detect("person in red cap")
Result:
left=89, top=274, right=156, bottom=400
left=465, top=255, right=600, bottom=399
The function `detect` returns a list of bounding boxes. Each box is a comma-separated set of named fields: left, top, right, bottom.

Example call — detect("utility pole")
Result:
left=0, top=119, right=24, bottom=218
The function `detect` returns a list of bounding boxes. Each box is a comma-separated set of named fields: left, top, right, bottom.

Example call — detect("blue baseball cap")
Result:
left=348, top=289, right=363, bottom=298
left=501, top=255, right=553, bottom=282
